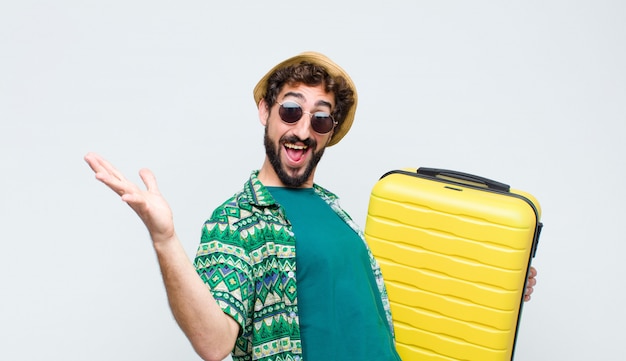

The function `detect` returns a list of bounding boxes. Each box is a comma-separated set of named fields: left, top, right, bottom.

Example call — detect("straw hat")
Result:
left=252, top=51, right=358, bottom=147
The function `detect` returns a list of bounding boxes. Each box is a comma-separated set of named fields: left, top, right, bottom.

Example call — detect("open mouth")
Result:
left=284, top=142, right=309, bottom=163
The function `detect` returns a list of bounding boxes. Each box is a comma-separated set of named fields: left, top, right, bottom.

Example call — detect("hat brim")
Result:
left=253, top=51, right=357, bottom=147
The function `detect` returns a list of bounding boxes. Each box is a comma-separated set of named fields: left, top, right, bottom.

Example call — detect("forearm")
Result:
left=153, top=235, right=239, bottom=361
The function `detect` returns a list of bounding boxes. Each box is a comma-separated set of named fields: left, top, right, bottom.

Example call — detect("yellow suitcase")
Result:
left=365, top=168, right=542, bottom=361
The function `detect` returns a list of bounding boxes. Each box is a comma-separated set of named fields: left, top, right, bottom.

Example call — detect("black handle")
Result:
left=416, top=167, right=510, bottom=192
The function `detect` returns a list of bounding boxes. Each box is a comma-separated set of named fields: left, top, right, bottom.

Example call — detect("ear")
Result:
left=258, top=98, right=269, bottom=126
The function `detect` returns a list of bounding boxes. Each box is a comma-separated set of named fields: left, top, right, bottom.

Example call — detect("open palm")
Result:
left=84, top=152, right=175, bottom=244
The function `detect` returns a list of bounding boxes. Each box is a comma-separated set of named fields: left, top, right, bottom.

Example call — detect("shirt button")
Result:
left=288, top=271, right=295, bottom=278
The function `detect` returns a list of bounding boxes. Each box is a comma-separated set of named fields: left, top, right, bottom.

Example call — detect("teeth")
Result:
left=285, top=143, right=307, bottom=150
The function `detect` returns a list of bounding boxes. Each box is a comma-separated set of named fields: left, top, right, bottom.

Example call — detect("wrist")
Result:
left=151, top=232, right=179, bottom=252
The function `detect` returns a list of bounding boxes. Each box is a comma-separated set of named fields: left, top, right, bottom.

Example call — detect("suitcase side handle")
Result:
left=416, top=167, right=511, bottom=192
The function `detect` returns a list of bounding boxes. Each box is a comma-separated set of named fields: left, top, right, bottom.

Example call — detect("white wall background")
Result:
left=1, top=1, right=624, bottom=360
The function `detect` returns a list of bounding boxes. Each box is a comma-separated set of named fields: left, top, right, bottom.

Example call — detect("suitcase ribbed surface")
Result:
left=365, top=170, right=541, bottom=361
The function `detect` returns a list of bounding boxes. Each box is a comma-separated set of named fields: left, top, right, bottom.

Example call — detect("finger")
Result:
left=93, top=165, right=127, bottom=193
left=84, top=152, right=135, bottom=196
left=528, top=266, right=537, bottom=278
left=524, top=284, right=535, bottom=301
left=138, top=168, right=160, bottom=194
left=84, top=152, right=127, bottom=182
left=84, top=152, right=105, bottom=173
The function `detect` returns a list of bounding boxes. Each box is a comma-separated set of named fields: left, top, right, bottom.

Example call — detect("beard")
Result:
left=264, top=128, right=326, bottom=188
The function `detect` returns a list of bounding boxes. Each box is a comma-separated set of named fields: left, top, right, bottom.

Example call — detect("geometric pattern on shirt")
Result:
left=193, top=171, right=393, bottom=361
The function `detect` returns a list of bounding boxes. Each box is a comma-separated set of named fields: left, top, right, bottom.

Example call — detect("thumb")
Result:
left=139, top=168, right=160, bottom=194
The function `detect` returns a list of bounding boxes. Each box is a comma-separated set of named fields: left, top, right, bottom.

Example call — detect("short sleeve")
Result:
left=194, top=220, right=254, bottom=330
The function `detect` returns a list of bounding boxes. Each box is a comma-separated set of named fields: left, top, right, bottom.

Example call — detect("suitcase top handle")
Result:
left=416, top=167, right=511, bottom=192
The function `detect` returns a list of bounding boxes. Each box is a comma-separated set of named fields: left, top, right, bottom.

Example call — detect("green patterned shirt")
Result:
left=194, top=171, right=393, bottom=361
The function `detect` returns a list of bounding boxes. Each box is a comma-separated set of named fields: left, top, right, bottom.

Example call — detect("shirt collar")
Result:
left=241, top=170, right=339, bottom=208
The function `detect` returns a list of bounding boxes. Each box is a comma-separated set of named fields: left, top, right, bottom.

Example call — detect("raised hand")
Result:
left=84, top=152, right=240, bottom=357
left=84, top=152, right=175, bottom=244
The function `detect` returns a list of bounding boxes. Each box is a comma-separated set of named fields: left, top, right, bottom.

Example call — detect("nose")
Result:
left=290, top=113, right=313, bottom=140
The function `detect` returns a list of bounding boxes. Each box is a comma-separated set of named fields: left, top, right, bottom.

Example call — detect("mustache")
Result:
left=281, top=135, right=316, bottom=149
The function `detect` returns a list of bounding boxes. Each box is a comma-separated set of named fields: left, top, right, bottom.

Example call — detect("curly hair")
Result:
left=262, top=61, right=355, bottom=129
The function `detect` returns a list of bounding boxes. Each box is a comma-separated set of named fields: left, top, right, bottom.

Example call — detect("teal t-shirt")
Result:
left=268, top=187, right=400, bottom=361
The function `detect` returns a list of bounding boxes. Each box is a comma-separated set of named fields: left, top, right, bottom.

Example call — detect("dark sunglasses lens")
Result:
left=278, top=103, right=302, bottom=123
left=311, top=113, right=334, bottom=134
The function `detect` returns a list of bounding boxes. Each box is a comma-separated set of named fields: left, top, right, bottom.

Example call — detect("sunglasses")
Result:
left=277, top=101, right=337, bottom=134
